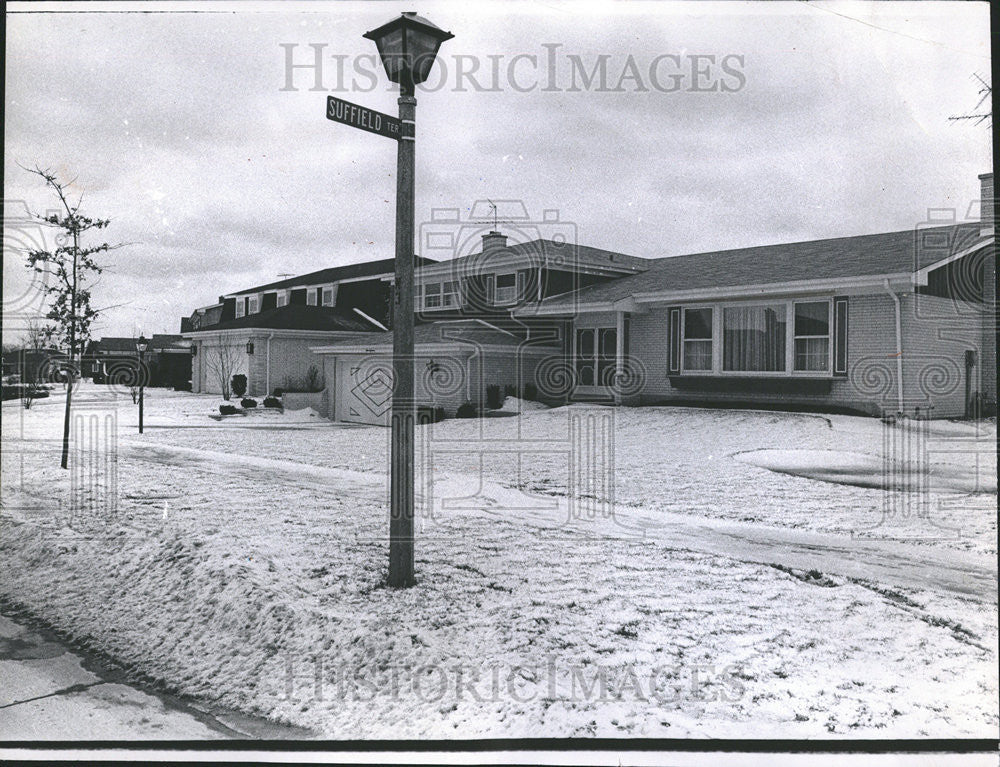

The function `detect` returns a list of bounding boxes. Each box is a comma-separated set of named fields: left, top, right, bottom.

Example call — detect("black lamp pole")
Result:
left=363, top=13, right=453, bottom=588
left=136, top=335, right=147, bottom=434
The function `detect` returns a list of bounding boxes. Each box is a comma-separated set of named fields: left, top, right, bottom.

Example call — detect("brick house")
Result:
left=521, top=174, right=995, bottom=419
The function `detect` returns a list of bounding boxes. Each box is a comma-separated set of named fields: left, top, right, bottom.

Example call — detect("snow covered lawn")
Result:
left=1, top=384, right=996, bottom=738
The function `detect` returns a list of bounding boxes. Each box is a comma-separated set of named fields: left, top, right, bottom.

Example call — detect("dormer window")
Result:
left=235, top=300, right=245, bottom=318
left=307, top=289, right=318, bottom=306
left=322, top=287, right=335, bottom=306
left=495, top=273, right=517, bottom=305
left=277, top=291, right=288, bottom=308
left=248, top=295, right=259, bottom=314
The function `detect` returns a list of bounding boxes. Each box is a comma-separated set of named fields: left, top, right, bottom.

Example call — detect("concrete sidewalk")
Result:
left=0, top=613, right=310, bottom=740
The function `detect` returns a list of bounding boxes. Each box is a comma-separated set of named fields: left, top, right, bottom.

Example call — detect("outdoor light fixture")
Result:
left=190, top=345, right=197, bottom=357
left=136, top=335, right=148, bottom=434
left=363, top=12, right=454, bottom=90
left=357, top=12, right=453, bottom=589
left=246, top=341, right=254, bottom=355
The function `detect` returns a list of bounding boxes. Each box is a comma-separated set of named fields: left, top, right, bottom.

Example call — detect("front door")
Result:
left=574, top=327, right=616, bottom=398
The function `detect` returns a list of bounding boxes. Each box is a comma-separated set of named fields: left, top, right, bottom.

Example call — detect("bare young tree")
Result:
left=23, top=165, right=121, bottom=469
left=207, top=340, right=243, bottom=401
left=18, top=318, right=55, bottom=409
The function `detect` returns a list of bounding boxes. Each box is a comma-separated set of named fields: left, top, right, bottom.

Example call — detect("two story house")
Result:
left=182, top=257, right=432, bottom=397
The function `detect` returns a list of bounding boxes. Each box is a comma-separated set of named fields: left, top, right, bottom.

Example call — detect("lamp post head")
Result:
left=363, top=12, right=453, bottom=91
left=246, top=341, right=255, bottom=355
left=136, top=335, right=148, bottom=354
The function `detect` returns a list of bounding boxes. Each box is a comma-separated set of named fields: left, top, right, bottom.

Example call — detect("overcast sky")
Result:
left=3, top=0, right=992, bottom=343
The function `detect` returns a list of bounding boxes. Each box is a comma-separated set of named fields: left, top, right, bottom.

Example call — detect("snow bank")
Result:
left=735, top=448, right=997, bottom=494
left=497, top=396, right=548, bottom=413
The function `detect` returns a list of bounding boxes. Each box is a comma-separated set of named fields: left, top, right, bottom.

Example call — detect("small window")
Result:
left=441, top=281, right=459, bottom=307
left=277, top=292, right=288, bottom=307
left=306, top=289, right=317, bottom=306
left=682, top=307, right=713, bottom=371
left=322, top=288, right=334, bottom=306
left=424, top=282, right=442, bottom=308
left=235, top=299, right=245, bottom=318
left=794, top=301, right=830, bottom=372
left=248, top=296, right=259, bottom=314
left=495, top=272, right=517, bottom=304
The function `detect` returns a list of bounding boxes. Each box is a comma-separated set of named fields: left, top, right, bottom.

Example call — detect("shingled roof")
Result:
left=527, top=223, right=986, bottom=311
left=191, top=304, right=380, bottom=333
left=227, top=256, right=437, bottom=297
left=417, top=238, right=649, bottom=273
left=313, top=320, right=555, bottom=350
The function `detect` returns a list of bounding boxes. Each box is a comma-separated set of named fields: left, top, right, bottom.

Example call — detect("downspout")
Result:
left=265, top=332, right=275, bottom=396
left=883, top=279, right=904, bottom=413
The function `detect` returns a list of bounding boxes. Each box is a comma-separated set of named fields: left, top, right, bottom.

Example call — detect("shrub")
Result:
left=231, top=374, right=248, bottom=397
left=272, top=388, right=284, bottom=397
left=263, top=396, right=282, bottom=409
left=522, top=383, right=538, bottom=401
left=456, top=401, right=477, bottom=419
left=486, top=384, right=503, bottom=410
left=305, top=364, right=324, bottom=392
left=504, top=383, right=518, bottom=398
left=416, top=405, right=446, bottom=424
left=241, top=398, right=258, bottom=409
left=219, top=404, right=239, bottom=415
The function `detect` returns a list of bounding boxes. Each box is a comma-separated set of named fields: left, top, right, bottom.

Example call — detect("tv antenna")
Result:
left=487, top=199, right=498, bottom=231
left=949, top=73, right=992, bottom=127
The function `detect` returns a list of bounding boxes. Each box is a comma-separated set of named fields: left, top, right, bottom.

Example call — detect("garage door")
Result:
left=337, top=357, right=392, bottom=426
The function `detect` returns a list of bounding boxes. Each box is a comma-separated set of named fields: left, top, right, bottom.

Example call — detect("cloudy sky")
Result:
left=3, top=0, right=991, bottom=343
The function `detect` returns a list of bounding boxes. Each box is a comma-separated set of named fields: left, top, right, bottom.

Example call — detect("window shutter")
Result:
left=623, top=314, right=631, bottom=364
left=667, top=307, right=681, bottom=375
left=833, top=296, right=849, bottom=377
left=516, top=270, right=528, bottom=302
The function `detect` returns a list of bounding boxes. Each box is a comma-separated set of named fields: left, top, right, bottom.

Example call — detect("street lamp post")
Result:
left=136, top=335, right=148, bottom=434
left=364, top=12, right=453, bottom=588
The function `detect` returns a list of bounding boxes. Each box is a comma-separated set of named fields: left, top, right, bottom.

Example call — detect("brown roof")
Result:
left=317, top=320, right=556, bottom=349
left=195, top=304, right=380, bottom=333
left=531, top=223, right=985, bottom=310
left=228, top=256, right=436, bottom=297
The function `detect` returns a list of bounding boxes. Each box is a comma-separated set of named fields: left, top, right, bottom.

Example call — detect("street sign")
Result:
left=326, top=96, right=401, bottom=140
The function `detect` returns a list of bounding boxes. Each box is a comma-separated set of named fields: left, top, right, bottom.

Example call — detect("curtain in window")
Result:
left=723, top=305, right=786, bottom=372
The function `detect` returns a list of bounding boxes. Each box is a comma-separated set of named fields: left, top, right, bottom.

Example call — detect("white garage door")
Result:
left=337, top=357, right=392, bottom=426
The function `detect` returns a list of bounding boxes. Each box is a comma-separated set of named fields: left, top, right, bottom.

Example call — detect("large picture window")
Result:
left=723, top=304, right=786, bottom=372
left=794, top=301, right=830, bottom=371
left=682, top=308, right=713, bottom=371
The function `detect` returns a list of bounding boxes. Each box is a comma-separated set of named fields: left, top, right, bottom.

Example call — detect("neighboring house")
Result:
left=1, top=347, right=64, bottom=382
left=182, top=256, right=436, bottom=335
left=519, top=173, right=996, bottom=419
left=184, top=304, right=382, bottom=397
left=311, top=319, right=559, bottom=425
left=84, top=335, right=192, bottom=388
left=413, top=231, right=649, bottom=334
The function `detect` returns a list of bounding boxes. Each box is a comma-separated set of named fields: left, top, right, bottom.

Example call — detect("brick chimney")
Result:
left=980, top=172, right=994, bottom=236
left=481, top=231, right=507, bottom=252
